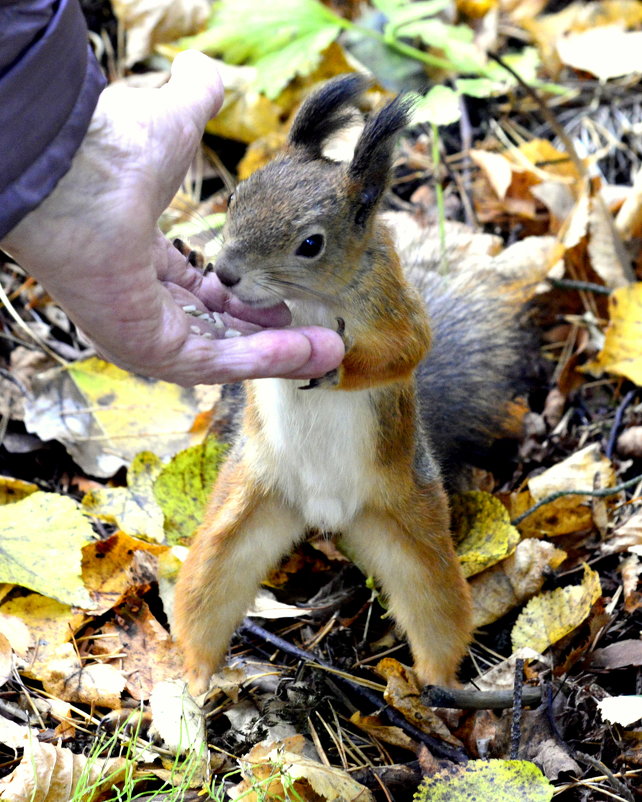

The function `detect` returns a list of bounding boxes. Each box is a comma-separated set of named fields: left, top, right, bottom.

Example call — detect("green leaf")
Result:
left=176, top=0, right=343, bottom=98
left=414, top=759, right=554, bottom=802
left=384, top=0, right=452, bottom=32
left=410, top=85, right=461, bottom=126
left=153, top=437, right=227, bottom=545
left=455, top=77, right=498, bottom=98
left=0, top=492, right=97, bottom=609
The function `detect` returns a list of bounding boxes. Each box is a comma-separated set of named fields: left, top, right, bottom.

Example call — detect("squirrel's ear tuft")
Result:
left=348, top=93, right=414, bottom=227
left=288, top=74, right=371, bottom=160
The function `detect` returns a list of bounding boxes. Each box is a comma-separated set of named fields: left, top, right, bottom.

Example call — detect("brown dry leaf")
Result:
left=81, top=532, right=165, bottom=614
left=470, top=539, right=567, bottom=628
left=556, top=24, right=642, bottom=81
left=616, top=163, right=642, bottom=240
left=112, top=0, right=209, bottom=66
left=511, top=565, right=602, bottom=652
left=96, top=601, right=183, bottom=700
left=41, top=643, right=126, bottom=709
left=602, top=508, right=642, bottom=555
left=584, top=283, right=642, bottom=385
left=591, top=638, right=642, bottom=669
left=233, top=736, right=374, bottom=802
left=0, top=716, right=39, bottom=750
left=376, top=658, right=461, bottom=746
left=0, top=593, right=86, bottom=680
left=0, top=610, right=32, bottom=659
left=349, top=711, right=417, bottom=751
left=620, top=554, right=642, bottom=611
left=513, top=443, right=616, bottom=537
left=0, top=739, right=129, bottom=802
left=617, top=426, right=642, bottom=458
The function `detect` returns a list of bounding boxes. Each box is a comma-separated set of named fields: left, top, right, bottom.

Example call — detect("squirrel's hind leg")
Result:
left=173, top=463, right=304, bottom=696
left=344, top=488, right=472, bottom=687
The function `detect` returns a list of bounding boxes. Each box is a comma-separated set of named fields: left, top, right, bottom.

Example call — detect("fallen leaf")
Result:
left=0, top=739, right=129, bottom=802
left=233, top=736, right=374, bottom=802
left=452, top=491, right=521, bottom=578
left=584, top=283, right=642, bottom=385
left=82, top=532, right=164, bottom=614
left=24, top=357, right=211, bottom=477
left=602, top=508, right=642, bottom=555
left=598, top=695, right=642, bottom=727
left=591, top=639, right=642, bottom=669
left=514, top=443, right=616, bottom=537
left=616, top=426, right=642, bottom=458
left=153, top=436, right=227, bottom=544
left=112, top=0, right=209, bottom=66
left=0, top=476, right=38, bottom=506
left=470, top=539, right=567, bottom=628
left=0, top=631, right=12, bottom=686
left=82, top=452, right=165, bottom=542
left=0, top=593, right=86, bottom=680
left=0, top=492, right=97, bottom=609
left=97, top=601, right=183, bottom=700
left=349, top=711, right=417, bottom=751
left=41, top=643, right=126, bottom=709
left=620, top=554, right=642, bottom=611
left=0, top=716, right=39, bottom=750
left=376, top=658, right=460, bottom=745
left=247, top=588, right=314, bottom=619
left=556, top=25, right=642, bottom=81
left=414, top=759, right=554, bottom=801
left=148, top=678, right=206, bottom=758
left=511, top=565, right=602, bottom=653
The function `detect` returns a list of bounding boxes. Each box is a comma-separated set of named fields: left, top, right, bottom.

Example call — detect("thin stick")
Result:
left=509, top=659, right=524, bottom=759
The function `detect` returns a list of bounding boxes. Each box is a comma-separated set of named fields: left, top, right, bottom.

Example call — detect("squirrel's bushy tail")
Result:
left=416, top=270, right=535, bottom=487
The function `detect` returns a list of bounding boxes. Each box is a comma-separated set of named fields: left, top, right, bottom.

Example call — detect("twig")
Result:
left=511, top=473, right=642, bottom=526
left=547, top=278, right=612, bottom=296
left=510, top=659, right=524, bottom=759
left=575, top=752, right=635, bottom=802
left=606, top=389, right=638, bottom=460
left=421, top=685, right=541, bottom=710
left=241, top=619, right=468, bottom=763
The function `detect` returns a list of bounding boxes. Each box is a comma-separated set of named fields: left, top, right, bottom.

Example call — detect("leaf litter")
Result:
left=2, top=0, right=642, bottom=799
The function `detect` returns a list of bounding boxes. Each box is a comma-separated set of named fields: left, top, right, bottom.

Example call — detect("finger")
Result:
left=164, top=50, right=224, bottom=129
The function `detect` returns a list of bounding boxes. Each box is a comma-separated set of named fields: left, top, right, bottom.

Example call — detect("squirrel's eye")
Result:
left=296, top=233, right=325, bottom=258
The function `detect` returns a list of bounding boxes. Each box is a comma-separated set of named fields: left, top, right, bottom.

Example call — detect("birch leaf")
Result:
left=414, top=759, right=553, bottom=801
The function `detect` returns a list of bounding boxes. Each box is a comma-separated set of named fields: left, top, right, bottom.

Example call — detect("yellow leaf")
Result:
left=511, top=565, right=601, bottom=652
left=0, top=739, right=129, bottom=802
left=82, top=452, right=165, bottom=541
left=414, top=759, right=553, bottom=801
left=0, top=593, right=86, bottom=680
left=584, top=283, right=642, bottom=385
left=0, top=492, right=96, bottom=609
left=452, top=491, right=521, bottom=578
left=470, top=539, right=567, bottom=628
left=0, top=476, right=38, bottom=506
left=81, top=532, right=166, bottom=614
left=349, top=711, right=416, bottom=751
left=153, top=436, right=227, bottom=544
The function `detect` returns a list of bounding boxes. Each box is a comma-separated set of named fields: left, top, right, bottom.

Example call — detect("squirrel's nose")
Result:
left=216, top=265, right=241, bottom=288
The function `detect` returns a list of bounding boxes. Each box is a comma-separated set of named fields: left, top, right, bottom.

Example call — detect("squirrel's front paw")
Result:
left=299, top=318, right=346, bottom=390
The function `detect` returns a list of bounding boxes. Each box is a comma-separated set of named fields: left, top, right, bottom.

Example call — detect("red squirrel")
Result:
left=174, top=75, right=529, bottom=695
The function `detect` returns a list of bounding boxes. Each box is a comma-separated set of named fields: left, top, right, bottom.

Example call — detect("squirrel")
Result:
left=173, top=74, right=530, bottom=696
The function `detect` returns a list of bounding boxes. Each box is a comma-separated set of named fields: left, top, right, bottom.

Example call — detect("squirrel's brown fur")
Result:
left=174, top=76, right=529, bottom=695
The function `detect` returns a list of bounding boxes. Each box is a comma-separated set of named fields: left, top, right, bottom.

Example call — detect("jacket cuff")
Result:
left=0, top=0, right=106, bottom=239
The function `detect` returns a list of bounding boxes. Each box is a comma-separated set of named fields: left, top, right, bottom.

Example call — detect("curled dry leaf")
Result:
left=376, top=658, right=461, bottom=746
left=591, top=638, right=642, bottom=670
left=349, top=711, right=417, bottom=751
left=511, top=565, right=602, bottom=653
left=0, top=739, right=129, bottom=802
left=81, top=532, right=165, bottom=615
left=470, top=539, right=567, bottom=628
left=512, top=443, right=616, bottom=538
left=602, top=508, right=642, bottom=555
left=452, top=491, right=521, bottom=578
left=232, top=735, right=374, bottom=802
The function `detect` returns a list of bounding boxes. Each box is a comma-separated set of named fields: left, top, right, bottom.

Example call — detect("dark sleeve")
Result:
left=0, top=0, right=107, bottom=239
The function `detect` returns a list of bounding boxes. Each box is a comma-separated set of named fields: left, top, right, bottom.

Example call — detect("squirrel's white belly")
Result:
left=250, top=378, right=377, bottom=531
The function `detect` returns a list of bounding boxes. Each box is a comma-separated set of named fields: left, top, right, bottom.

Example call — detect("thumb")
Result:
left=164, top=50, right=224, bottom=129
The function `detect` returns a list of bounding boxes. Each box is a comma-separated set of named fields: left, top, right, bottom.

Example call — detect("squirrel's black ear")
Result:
left=348, top=93, right=414, bottom=227
left=288, top=74, right=371, bottom=160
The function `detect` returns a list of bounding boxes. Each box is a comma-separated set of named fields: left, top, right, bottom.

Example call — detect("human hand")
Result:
left=1, top=51, right=345, bottom=385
